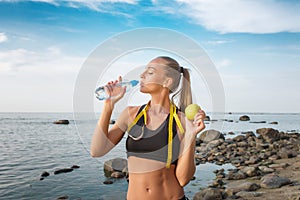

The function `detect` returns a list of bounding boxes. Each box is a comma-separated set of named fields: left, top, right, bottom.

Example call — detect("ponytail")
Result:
left=178, top=67, right=192, bottom=111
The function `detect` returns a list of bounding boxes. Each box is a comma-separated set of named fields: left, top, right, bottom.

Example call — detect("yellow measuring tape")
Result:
left=127, top=101, right=185, bottom=168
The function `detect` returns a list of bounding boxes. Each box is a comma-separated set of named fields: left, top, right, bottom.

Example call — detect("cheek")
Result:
left=145, top=74, right=165, bottom=85
left=140, top=83, right=162, bottom=92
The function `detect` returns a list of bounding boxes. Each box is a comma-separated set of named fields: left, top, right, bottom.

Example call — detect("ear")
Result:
left=163, top=78, right=173, bottom=88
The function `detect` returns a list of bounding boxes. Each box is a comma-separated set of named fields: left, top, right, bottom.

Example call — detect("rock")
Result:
left=226, top=182, right=260, bottom=195
left=204, top=115, right=210, bottom=121
left=260, top=174, right=291, bottom=189
left=256, top=143, right=269, bottom=150
left=258, top=166, right=275, bottom=173
left=256, top=128, right=281, bottom=142
left=245, top=156, right=260, bottom=165
left=53, top=119, right=69, bottom=125
left=199, top=129, right=225, bottom=143
left=288, top=193, right=300, bottom=200
left=233, top=135, right=246, bottom=142
left=235, top=191, right=263, bottom=198
left=268, top=154, right=280, bottom=161
left=110, top=171, right=124, bottom=178
left=244, top=131, right=256, bottom=138
left=210, top=179, right=225, bottom=188
left=227, top=170, right=247, bottom=180
left=56, top=195, right=69, bottom=199
left=250, top=121, right=266, bottom=123
left=237, top=141, right=248, bottom=147
left=269, top=121, right=278, bottom=124
left=41, top=171, right=50, bottom=177
left=103, top=178, right=114, bottom=184
left=292, top=161, right=300, bottom=170
left=122, top=166, right=128, bottom=177
left=278, top=149, right=297, bottom=159
left=239, top=115, right=250, bottom=121
left=71, top=165, right=80, bottom=169
left=54, top=168, right=73, bottom=175
left=240, top=166, right=260, bottom=177
left=193, top=188, right=223, bottom=200
left=104, top=158, right=127, bottom=177
left=206, top=139, right=223, bottom=150
left=269, top=163, right=289, bottom=169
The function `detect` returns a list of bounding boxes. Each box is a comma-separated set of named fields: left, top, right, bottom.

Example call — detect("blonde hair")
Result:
left=156, top=56, right=192, bottom=111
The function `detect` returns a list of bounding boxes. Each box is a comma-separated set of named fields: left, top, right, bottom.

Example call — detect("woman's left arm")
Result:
left=175, top=110, right=206, bottom=186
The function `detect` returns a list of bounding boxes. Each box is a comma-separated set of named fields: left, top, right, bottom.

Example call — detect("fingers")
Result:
left=194, top=109, right=206, bottom=120
left=106, top=76, right=123, bottom=88
left=193, top=110, right=206, bottom=132
left=118, top=76, right=122, bottom=83
left=104, top=76, right=126, bottom=101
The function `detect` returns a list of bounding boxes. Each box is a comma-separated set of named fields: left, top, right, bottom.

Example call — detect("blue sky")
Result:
left=0, top=0, right=300, bottom=113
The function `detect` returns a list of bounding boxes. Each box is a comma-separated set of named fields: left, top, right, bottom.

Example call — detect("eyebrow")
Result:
left=146, top=66, right=157, bottom=70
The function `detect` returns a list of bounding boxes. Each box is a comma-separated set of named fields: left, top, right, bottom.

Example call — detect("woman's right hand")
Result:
left=104, top=76, right=126, bottom=105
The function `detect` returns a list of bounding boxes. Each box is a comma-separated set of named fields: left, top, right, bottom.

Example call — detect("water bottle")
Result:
left=95, top=80, right=139, bottom=100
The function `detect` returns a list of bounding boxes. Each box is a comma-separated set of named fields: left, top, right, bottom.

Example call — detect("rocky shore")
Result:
left=193, top=128, right=300, bottom=200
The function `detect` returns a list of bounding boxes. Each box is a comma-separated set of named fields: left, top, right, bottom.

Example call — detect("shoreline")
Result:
left=193, top=128, right=300, bottom=200
left=224, top=156, right=300, bottom=200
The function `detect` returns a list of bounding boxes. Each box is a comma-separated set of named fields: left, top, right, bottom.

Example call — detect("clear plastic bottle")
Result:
left=95, top=80, right=139, bottom=100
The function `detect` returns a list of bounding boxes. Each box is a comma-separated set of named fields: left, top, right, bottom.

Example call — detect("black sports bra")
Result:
left=126, top=104, right=180, bottom=165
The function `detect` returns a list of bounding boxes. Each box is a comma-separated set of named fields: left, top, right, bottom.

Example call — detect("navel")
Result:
left=146, top=187, right=151, bottom=193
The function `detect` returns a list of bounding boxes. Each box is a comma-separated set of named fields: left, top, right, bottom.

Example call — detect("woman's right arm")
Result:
left=90, top=76, right=128, bottom=157
left=90, top=102, right=125, bottom=157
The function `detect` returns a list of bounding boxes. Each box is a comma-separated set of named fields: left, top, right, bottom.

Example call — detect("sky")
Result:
left=0, top=0, right=300, bottom=113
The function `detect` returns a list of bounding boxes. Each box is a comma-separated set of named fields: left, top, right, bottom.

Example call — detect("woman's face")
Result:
left=139, top=59, right=168, bottom=94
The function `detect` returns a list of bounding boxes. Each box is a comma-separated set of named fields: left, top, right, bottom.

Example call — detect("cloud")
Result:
left=0, top=47, right=84, bottom=75
left=206, top=39, right=232, bottom=45
left=0, top=0, right=138, bottom=17
left=0, top=0, right=138, bottom=10
left=216, top=58, right=232, bottom=69
left=173, top=0, right=300, bottom=34
left=0, top=32, right=8, bottom=43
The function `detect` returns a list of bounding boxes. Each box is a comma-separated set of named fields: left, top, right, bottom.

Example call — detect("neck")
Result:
left=148, top=89, right=171, bottom=114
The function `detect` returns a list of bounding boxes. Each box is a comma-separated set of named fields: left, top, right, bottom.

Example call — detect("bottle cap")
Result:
left=130, top=80, right=139, bottom=87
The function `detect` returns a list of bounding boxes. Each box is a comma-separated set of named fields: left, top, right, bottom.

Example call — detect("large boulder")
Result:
left=104, top=158, right=127, bottom=177
left=260, top=174, right=291, bottom=189
left=226, top=182, right=260, bottom=195
left=256, top=128, right=281, bottom=142
left=198, top=129, right=225, bottom=143
left=193, top=188, right=223, bottom=200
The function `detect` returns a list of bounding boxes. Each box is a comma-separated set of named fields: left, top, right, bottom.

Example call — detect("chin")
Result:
left=140, top=86, right=152, bottom=94
left=139, top=88, right=148, bottom=93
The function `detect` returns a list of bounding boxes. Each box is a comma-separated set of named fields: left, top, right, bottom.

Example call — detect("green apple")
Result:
left=185, top=104, right=201, bottom=120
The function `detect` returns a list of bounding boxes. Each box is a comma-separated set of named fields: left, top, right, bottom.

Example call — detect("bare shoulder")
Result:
left=127, top=106, right=140, bottom=117
left=116, top=105, right=141, bottom=132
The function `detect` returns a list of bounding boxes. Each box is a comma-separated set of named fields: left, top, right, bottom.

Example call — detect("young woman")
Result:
left=91, top=56, right=206, bottom=200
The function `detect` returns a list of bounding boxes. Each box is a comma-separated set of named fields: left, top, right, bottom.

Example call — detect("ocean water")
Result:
left=0, top=112, right=299, bottom=200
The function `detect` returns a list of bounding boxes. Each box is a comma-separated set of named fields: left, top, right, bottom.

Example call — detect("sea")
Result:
left=0, top=112, right=299, bottom=200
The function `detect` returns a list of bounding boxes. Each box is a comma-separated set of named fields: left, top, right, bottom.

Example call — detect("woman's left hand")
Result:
left=185, top=109, right=206, bottom=136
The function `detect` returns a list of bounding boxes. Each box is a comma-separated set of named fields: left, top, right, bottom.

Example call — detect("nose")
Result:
left=140, top=70, right=145, bottom=79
